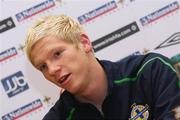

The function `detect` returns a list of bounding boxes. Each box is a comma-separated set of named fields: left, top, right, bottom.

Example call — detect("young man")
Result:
left=25, top=14, right=180, bottom=119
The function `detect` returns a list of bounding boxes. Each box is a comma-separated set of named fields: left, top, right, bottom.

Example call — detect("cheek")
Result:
left=44, top=74, right=49, bottom=80
left=63, top=50, right=82, bottom=65
left=62, top=49, right=89, bottom=73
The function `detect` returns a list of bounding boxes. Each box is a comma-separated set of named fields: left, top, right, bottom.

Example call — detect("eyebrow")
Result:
left=34, top=47, right=64, bottom=68
left=33, top=53, right=49, bottom=68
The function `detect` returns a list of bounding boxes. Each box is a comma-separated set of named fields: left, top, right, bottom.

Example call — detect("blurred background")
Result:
left=0, top=0, right=180, bottom=119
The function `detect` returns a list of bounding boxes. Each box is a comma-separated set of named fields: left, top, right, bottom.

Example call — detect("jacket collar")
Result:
left=98, top=59, right=114, bottom=96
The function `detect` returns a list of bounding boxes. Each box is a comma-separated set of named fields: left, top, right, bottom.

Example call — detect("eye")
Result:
left=39, top=64, right=47, bottom=72
left=54, top=51, right=62, bottom=57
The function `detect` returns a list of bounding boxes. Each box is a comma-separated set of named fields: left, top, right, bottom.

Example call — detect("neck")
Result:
left=76, top=58, right=108, bottom=107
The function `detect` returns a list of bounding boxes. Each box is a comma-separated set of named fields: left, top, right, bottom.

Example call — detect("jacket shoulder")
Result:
left=43, top=91, right=75, bottom=120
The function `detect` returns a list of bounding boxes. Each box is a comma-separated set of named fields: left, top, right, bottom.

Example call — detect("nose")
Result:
left=47, top=63, right=61, bottom=76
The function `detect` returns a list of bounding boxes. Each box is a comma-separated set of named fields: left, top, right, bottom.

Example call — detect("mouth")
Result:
left=58, top=73, right=71, bottom=85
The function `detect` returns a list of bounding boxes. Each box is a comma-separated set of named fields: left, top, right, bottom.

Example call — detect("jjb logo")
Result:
left=1, top=71, right=29, bottom=98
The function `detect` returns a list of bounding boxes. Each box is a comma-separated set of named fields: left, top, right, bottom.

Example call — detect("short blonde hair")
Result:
left=24, top=14, right=85, bottom=63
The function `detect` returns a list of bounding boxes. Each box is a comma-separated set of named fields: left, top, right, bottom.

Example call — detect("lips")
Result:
left=58, top=73, right=71, bottom=85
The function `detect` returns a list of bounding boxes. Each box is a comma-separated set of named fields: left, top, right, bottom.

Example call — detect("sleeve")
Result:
left=43, top=109, right=59, bottom=120
left=142, top=53, right=180, bottom=119
left=42, top=95, right=67, bottom=120
left=42, top=92, right=76, bottom=120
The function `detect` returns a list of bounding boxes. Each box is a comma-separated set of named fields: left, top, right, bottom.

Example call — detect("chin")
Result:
left=68, top=86, right=81, bottom=95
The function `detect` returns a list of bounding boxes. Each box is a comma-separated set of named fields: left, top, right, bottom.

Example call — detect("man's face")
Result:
left=30, top=35, right=92, bottom=94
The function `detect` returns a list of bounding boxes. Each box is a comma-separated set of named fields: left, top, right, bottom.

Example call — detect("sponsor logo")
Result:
left=2, top=99, right=43, bottom=120
left=140, top=1, right=179, bottom=26
left=78, top=0, right=117, bottom=24
left=92, top=22, right=139, bottom=52
left=0, top=17, right=16, bottom=33
left=1, top=71, right=29, bottom=98
left=155, top=32, right=180, bottom=49
left=0, top=47, right=18, bottom=62
left=15, top=0, right=55, bottom=22
left=130, top=103, right=149, bottom=120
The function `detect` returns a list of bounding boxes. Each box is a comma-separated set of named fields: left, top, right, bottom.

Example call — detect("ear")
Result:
left=80, top=33, right=93, bottom=52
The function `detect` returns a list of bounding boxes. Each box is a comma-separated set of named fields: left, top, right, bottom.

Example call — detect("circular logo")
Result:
left=7, top=20, right=12, bottom=26
left=131, top=25, right=137, bottom=31
left=130, top=104, right=149, bottom=120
